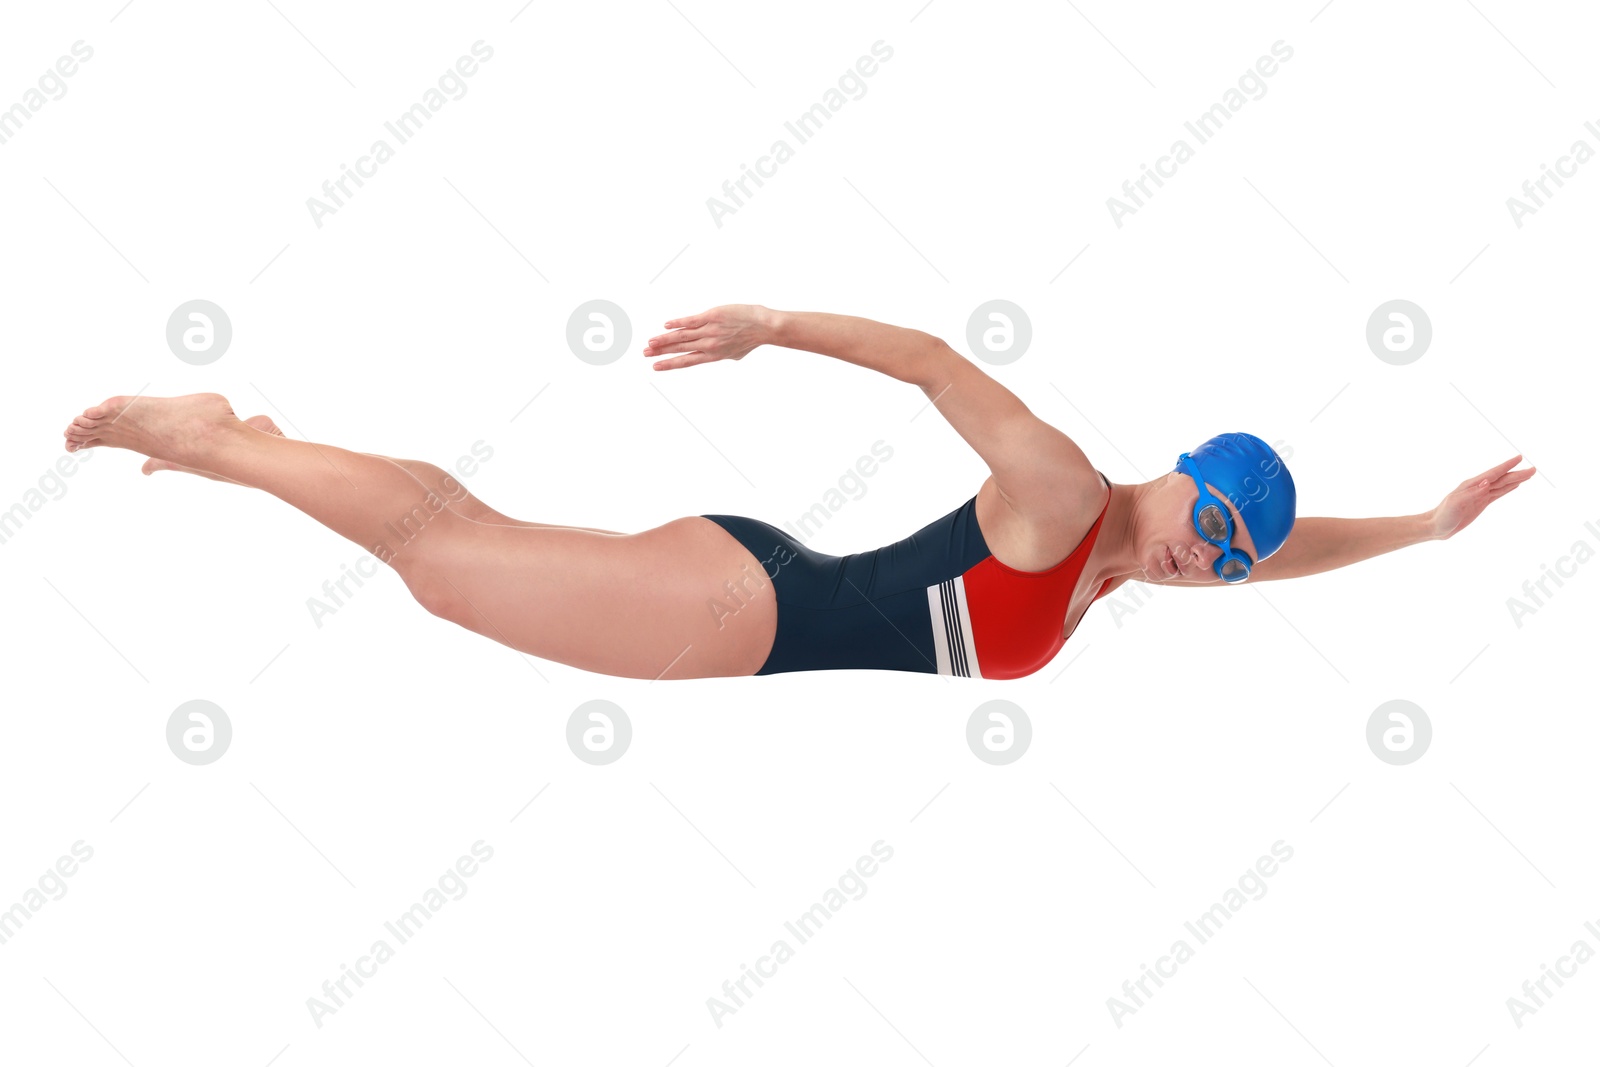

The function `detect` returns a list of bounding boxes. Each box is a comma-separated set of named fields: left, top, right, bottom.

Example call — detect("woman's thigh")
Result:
left=411, top=515, right=777, bottom=679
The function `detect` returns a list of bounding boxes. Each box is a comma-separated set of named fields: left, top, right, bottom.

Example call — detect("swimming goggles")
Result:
left=1176, top=452, right=1253, bottom=582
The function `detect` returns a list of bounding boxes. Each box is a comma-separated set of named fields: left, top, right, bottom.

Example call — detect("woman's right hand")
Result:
left=1425, top=454, right=1535, bottom=540
left=643, top=304, right=774, bottom=371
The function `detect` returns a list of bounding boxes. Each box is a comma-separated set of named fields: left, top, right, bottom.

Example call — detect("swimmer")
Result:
left=63, top=304, right=1535, bottom=680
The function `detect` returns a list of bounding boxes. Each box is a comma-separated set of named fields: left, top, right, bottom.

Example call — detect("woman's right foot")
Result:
left=63, top=392, right=240, bottom=467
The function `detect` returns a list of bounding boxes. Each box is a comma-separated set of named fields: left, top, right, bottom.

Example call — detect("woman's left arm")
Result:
left=1175, top=455, right=1537, bottom=584
left=1244, top=514, right=1436, bottom=582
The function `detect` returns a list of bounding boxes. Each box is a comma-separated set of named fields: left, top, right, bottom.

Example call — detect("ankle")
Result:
left=179, top=413, right=250, bottom=468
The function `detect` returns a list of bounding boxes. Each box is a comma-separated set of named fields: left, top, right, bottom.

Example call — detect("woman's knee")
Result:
left=382, top=513, right=480, bottom=619
left=395, top=457, right=509, bottom=523
left=396, top=555, right=473, bottom=623
left=389, top=458, right=456, bottom=499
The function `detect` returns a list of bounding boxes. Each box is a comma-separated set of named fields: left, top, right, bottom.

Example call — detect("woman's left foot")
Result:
left=138, top=415, right=284, bottom=476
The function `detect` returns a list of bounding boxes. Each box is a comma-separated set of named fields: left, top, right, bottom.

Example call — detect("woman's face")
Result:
left=1141, top=471, right=1258, bottom=582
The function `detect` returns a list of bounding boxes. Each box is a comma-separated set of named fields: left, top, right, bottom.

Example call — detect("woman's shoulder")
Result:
left=974, top=471, right=1109, bottom=572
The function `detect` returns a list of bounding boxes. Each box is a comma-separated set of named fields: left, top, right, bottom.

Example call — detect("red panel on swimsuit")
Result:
left=960, top=488, right=1114, bottom=680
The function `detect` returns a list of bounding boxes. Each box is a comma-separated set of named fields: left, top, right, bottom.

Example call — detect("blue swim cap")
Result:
left=1176, top=432, right=1296, bottom=561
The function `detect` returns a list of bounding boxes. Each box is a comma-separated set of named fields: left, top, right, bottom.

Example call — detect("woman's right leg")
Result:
left=409, top=514, right=779, bottom=679
left=136, top=415, right=621, bottom=534
left=67, top=392, right=776, bottom=679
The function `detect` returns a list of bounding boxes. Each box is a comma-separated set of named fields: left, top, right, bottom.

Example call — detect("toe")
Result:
left=85, top=395, right=130, bottom=420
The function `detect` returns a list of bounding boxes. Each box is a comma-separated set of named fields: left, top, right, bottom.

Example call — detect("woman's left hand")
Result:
left=1427, top=455, right=1536, bottom=540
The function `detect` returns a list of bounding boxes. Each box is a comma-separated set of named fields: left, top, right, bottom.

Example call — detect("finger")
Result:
left=650, top=352, right=716, bottom=371
left=1469, top=454, right=1523, bottom=485
left=1478, top=479, right=1526, bottom=502
left=643, top=340, right=705, bottom=356
left=1482, top=464, right=1539, bottom=490
left=662, top=313, right=707, bottom=331
left=645, top=328, right=706, bottom=348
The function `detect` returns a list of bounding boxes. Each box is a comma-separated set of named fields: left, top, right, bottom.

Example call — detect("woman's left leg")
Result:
left=380, top=456, right=622, bottom=535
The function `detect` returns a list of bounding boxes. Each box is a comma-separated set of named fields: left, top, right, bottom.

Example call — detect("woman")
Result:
left=64, top=304, right=1533, bottom=681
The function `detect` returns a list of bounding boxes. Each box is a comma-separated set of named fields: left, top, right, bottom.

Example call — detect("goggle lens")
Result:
left=1180, top=453, right=1254, bottom=583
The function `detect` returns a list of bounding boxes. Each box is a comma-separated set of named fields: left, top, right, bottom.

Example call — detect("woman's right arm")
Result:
left=644, top=304, right=943, bottom=386
left=644, top=305, right=1102, bottom=523
left=762, top=307, right=943, bottom=386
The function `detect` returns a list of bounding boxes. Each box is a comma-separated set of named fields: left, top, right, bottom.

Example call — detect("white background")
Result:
left=2, top=1, right=1595, bottom=1064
